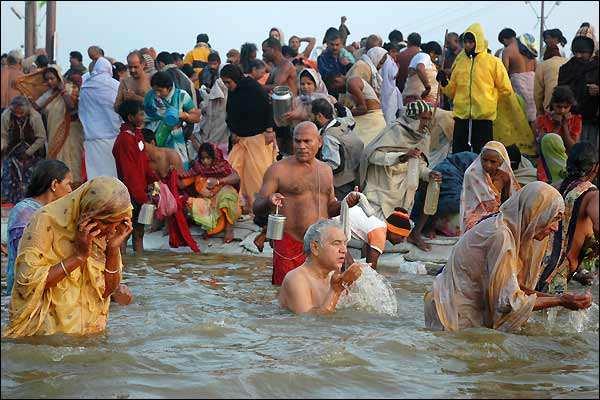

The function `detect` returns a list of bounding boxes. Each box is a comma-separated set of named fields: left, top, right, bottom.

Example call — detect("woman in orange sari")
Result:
left=17, top=67, right=85, bottom=187
left=180, top=143, right=241, bottom=243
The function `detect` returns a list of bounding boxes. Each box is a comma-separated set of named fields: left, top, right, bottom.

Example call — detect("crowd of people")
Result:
left=0, top=17, right=598, bottom=338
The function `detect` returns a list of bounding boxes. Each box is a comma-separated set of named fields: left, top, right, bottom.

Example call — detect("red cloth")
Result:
left=181, top=143, right=234, bottom=179
left=534, top=112, right=582, bottom=181
left=164, top=169, right=200, bottom=253
left=272, top=232, right=307, bottom=286
left=112, top=123, right=159, bottom=205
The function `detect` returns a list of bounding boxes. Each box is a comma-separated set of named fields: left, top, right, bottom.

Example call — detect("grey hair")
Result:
left=303, top=219, right=344, bottom=255
left=9, top=95, right=30, bottom=110
left=293, top=120, right=319, bottom=137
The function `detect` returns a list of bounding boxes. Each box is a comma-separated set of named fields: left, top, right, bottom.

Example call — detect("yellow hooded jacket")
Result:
left=443, top=23, right=513, bottom=121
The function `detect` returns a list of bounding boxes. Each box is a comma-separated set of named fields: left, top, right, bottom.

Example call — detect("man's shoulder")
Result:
left=281, top=265, right=310, bottom=289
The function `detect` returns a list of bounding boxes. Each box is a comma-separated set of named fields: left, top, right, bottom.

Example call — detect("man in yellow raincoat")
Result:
left=436, top=23, right=514, bottom=154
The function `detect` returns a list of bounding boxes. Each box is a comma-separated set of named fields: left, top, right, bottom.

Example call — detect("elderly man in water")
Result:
left=279, top=220, right=363, bottom=314
left=254, top=121, right=359, bottom=286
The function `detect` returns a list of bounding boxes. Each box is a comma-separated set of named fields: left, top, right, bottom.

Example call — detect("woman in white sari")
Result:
left=424, top=181, right=592, bottom=332
left=78, top=57, right=121, bottom=179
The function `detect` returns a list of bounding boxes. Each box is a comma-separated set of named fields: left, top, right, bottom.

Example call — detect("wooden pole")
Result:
left=24, top=1, right=37, bottom=57
left=46, top=1, right=57, bottom=62
left=539, top=1, right=545, bottom=61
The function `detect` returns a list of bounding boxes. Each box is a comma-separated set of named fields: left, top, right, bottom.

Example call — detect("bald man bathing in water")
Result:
left=254, top=121, right=359, bottom=285
left=278, top=220, right=363, bottom=314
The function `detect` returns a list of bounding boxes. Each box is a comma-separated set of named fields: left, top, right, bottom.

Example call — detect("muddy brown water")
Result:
left=1, top=252, right=598, bottom=398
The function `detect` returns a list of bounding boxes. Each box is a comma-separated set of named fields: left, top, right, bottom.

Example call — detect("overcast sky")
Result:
left=1, top=1, right=598, bottom=70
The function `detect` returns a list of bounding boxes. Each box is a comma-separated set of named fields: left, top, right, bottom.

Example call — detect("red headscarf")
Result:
left=182, top=143, right=234, bottom=179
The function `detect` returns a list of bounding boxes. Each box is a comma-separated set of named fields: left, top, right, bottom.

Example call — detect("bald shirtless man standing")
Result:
left=498, top=28, right=537, bottom=123
left=278, top=220, right=363, bottom=314
left=262, top=37, right=298, bottom=157
left=253, top=121, right=359, bottom=285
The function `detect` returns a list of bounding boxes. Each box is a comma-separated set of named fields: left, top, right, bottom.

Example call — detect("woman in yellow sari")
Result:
left=16, top=67, right=85, bottom=186
left=180, top=142, right=241, bottom=243
left=3, top=176, right=133, bottom=338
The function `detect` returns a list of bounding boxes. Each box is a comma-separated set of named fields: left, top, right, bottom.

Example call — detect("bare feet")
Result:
left=407, top=232, right=431, bottom=251
left=223, top=223, right=235, bottom=244
left=254, top=230, right=267, bottom=252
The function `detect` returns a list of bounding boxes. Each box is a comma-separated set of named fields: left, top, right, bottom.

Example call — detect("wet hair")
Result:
left=388, top=29, right=403, bottom=43
left=117, top=99, right=143, bottom=121
left=35, top=54, right=49, bottom=68
left=26, top=160, right=70, bottom=197
left=550, top=85, right=576, bottom=107
left=180, top=63, right=195, bottom=78
left=240, top=42, right=258, bottom=73
left=150, top=71, right=174, bottom=89
left=220, top=63, right=243, bottom=83
left=262, top=37, right=282, bottom=51
left=407, top=32, right=421, bottom=47
left=196, top=33, right=209, bottom=43
left=248, top=59, right=266, bottom=71
left=303, top=219, right=343, bottom=255
left=156, top=51, right=174, bottom=66
left=198, top=142, right=216, bottom=161
left=505, top=144, right=522, bottom=170
left=142, top=128, right=156, bottom=143
left=311, top=97, right=334, bottom=120
left=323, top=27, right=341, bottom=44
left=559, top=141, right=599, bottom=193
left=422, top=41, right=443, bottom=55
left=112, top=62, right=127, bottom=80
left=69, top=51, right=83, bottom=62
left=282, top=45, right=298, bottom=58
left=207, top=52, right=221, bottom=63
left=43, top=67, right=61, bottom=81
left=498, top=28, right=517, bottom=44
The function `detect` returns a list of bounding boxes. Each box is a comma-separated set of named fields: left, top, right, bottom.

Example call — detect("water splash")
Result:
left=569, top=302, right=598, bottom=333
left=545, top=302, right=598, bottom=333
left=337, top=265, right=398, bottom=316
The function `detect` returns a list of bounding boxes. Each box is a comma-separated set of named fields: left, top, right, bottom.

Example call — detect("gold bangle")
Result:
left=104, top=267, right=121, bottom=274
left=60, top=261, right=69, bottom=277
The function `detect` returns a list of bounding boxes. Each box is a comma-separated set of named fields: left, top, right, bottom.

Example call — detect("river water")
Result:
left=1, top=252, right=598, bottom=398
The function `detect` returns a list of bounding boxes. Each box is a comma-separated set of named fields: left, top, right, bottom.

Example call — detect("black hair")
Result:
left=180, top=63, right=195, bottom=78
left=543, top=28, right=567, bottom=46
left=505, top=144, right=521, bottom=170
left=198, top=142, right=216, bottom=161
left=463, top=32, right=475, bottom=42
left=127, top=50, right=144, bottom=64
left=262, top=37, right=282, bottom=51
left=156, top=51, right=174, bottom=65
left=447, top=32, right=459, bottom=40
left=498, top=28, right=517, bottom=44
left=26, top=160, right=70, bottom=197
left=220, top=63, right=243, bottom=84
left=571, top=35, right=594, bottom=54
left=407, top=32, right=421, bottom=47
left=299, top=69, right=317, bottom=84
left=196, top=33, right=209, bottom=43
left=150, top=71, right=174, bottom=89
left=207, top=52, right=221, bottom=63
left=69, top=51, right=83, bottom=62
left=323, top=27, right=341, bottom=44
left=388, top=29, right=403, bottom=43
left=43, top=67, right=61, bottom=81
left=35, top=54, right=49, bottom=68
left=559, top=141, right=599, bottom=193
left=580, top=22, right=591, bottom=28
left=117, top=99, right=143, bottom=122
left=422, top=41, right=443, bottom=55
left=112, top=62, right=127, bottom=80
left=323, top=73, right=343, bottom=94
left=142, top=128, right=156, bottom=143
left=550, top=85, right=576, bottom=107
left=311, top=98, right=334, bottom=120
left=282, top=45, right=298, bottom=58
left=248, top=59, right=266, bottom=71
left=171, top=52, right=183, bottom=61
left=240, top=42, right=258, bottom=73
left=384, top=42, right=402, bottom=52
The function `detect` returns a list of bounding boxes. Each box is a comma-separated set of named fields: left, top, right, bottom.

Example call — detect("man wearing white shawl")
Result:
left=78, top=57, right=121, bottom=179
left=425, top=181, right=592, bottom=332
left=359, top=100, right=441, bottom=219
